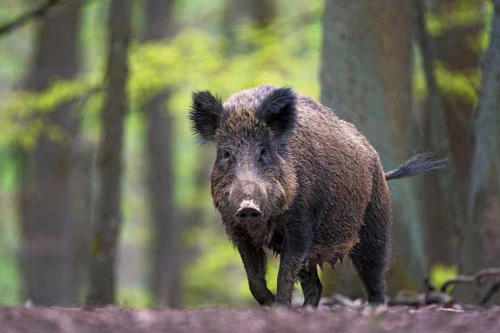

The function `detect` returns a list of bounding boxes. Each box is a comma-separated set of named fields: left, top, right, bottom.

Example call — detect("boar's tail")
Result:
left=384, top=151, right=448, bottom=181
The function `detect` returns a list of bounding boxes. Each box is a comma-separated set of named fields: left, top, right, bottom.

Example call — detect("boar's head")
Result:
left=190, top=86, right=298, bottom=234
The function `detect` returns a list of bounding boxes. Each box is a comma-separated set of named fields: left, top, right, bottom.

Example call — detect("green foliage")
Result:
left=431, top=264, right=458, bottom=293
left=0, top=190, right=21, bottom=305
left=183, top=227, right=250, bottom=307
left=0, top=79, right=100, bottom=150
left=0, top=18, right=320, bottom=150
left=434, top=62, right=481, bottom=105
left=0, top=149, right=19, bottom=191
left=426, top=0, right=488, bottom=36
left=183, top=224, right=282, bottom=307
left=117, top=287, right=154, bottom=308
left=413, top=45, right=427, bottom=103
left=0, top=254, right=20, bottom=305
left=415, top=0, right=492, bottom=107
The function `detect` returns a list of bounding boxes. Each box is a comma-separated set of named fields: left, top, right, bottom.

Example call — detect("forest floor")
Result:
left=1, top=303, right=500, bottom=333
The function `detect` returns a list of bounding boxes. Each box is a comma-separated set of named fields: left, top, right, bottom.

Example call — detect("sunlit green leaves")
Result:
left=0, top=79, right=100, bottom=149
left=431, top=264, right=458, bottom=293
left=434, top=62, right=481, bottom=105
left=1, top=19, right=321, bottom=151
left=426, top=0, right=488, bottom=36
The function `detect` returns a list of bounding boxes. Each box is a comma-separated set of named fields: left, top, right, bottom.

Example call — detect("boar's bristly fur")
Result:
left=190, top=84, right=445, bottom=308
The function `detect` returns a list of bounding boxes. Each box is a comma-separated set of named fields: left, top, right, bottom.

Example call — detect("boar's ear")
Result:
left=190, top=91, right=224, bottom=141
left=256, top=87, right=297, bottom=139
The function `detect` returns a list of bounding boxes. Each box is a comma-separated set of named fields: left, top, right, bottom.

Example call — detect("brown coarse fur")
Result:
left=190, top=84, right=444, bottom=307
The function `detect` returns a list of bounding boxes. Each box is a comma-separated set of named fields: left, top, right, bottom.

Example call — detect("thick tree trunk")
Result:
left=413, top=0, right=454, bottom=266
left=86, top=0, right=132, bottom=305
left=140, top=0, right=181, bottom=307
left=18, top=1, right=81, bottom=305
left=461, top=0, right=500, bottom=303
left=321, top=0, right=425, bottom=296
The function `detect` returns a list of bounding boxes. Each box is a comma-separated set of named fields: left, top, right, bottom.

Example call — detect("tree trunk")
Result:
left=415, top=0, right=487, bottom=300
left=221, top=0, right=276, bottom=46
left=321, top=0, right=425, bottom=297
left=461, top=0, right=500, bottom=303
left=86, top=0, right=132, bottom=305
left=18, top=0, right=81, bottom=305
left=223, top=0, right=276, bottom=28
left=69, top=140, right=94, bottom=303
left=425, top=0, right=486, bottom=270
left=249, top=0, right=277, bottom=28
left=140, top=0, right=181, bottom=308
left=413, top=0, right=454, bottom=266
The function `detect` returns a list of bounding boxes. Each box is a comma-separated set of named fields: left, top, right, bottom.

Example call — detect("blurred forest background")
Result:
left=0, top=0, right=498, bottom=308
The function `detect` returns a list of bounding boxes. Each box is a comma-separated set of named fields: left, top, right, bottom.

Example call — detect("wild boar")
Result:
left=190, top=85, right=446, bottom=307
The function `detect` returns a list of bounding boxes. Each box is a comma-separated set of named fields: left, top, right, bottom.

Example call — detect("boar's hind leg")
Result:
left=349, top=185, right=391, bottom=304
left=298, top=264, right=322, bottom=307
left=237, top=241, right=275, bottom=306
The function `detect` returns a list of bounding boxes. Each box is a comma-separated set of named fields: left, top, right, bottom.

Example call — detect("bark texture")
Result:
left=86, top=0, right=132, bottom=305
left=18, top=0, right=81, bottom=305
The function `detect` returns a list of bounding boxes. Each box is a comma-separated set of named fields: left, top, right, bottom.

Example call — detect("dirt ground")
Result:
left=1, top=304, right=500, bottom=333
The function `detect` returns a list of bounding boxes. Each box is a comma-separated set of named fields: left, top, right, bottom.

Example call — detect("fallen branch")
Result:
left=322, top=268, right=500, bottom=307
left=0, top=0, right=60, bottom=37
left=440, top=267, right=500, bottom=293
left=387, top=285, right=453, bottom=307
left=480, top=281, right=500, bottom=305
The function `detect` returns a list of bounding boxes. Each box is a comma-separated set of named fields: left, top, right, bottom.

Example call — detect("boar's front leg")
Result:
left=275, top=222, right=312, bottom=307
left=237, top=240, right=275, bottom=306
left=298, top=264, right=322, bottom=307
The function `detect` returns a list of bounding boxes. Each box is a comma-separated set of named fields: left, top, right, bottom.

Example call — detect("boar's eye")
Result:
left=259, top=147, right=270, bottom=164
left=260, top=148, right=268, bottom=158
left=221, top=149, right=231, bottom=160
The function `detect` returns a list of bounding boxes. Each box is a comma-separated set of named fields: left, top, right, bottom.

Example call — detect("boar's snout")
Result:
left=235, top=200, right=263, bottom=223
left=230, top=179, right=266, bottom=223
